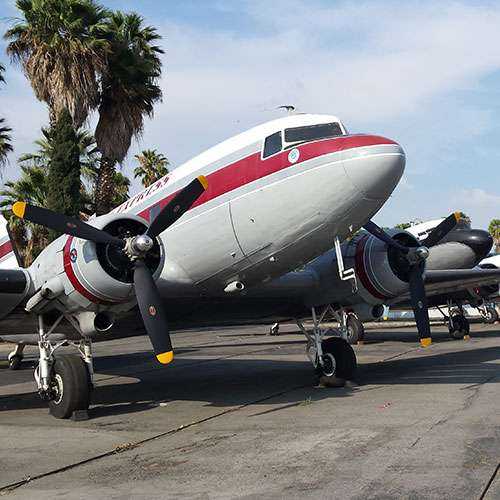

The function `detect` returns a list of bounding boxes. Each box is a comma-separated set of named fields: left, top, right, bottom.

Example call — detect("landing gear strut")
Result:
left=298, top=305, right=357, bottom=386
left=34, top=314, right=93, bottom=419
left=8, top=343, right=25, bottom=370
left=444, top=301, right=470, bottom=340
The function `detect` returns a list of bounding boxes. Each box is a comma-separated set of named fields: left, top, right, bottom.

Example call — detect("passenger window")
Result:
left=263, top=131, right=282, bottom=158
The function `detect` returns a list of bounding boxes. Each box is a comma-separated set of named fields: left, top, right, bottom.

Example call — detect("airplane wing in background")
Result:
left=388, top=267, right=500, bottom=305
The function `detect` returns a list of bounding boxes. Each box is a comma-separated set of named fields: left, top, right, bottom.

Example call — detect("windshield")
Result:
left=284, top=122, right=343, bottom=144
left=263, top=131, right=282, bottom=158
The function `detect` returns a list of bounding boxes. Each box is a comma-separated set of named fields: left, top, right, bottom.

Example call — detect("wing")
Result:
left=388, top=267, right=500, bottom=306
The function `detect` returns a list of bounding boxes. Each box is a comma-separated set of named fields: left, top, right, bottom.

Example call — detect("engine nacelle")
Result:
left=28, top=213, right=164, bottom=329
left=343, top=230, right=420, bottom=305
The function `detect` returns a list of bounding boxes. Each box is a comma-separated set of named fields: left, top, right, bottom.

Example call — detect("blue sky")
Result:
left=0, top=0, right=499, bottom=228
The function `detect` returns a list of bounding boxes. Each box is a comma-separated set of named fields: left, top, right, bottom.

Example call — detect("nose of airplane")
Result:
left=443, top=229, right=494, bottom=264
left=343, top=142, right=406, bottom=199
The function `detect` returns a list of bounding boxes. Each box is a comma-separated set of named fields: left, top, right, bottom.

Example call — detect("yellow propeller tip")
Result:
left=156, top=351, right=174, bottom=364
left=197, top=175, right=208, bottom=190
left=420, top=337, right=432, bottom=347
left=12, top=201, right=26, bottom=218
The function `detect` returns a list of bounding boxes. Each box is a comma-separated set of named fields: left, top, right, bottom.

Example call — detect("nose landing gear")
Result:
left=299, top=305, right=358, bottom=387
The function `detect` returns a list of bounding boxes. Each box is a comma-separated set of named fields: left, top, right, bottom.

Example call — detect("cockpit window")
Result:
left=263, top=131, right=282, bottom=158
left=284, top=122, right=343, bottom=144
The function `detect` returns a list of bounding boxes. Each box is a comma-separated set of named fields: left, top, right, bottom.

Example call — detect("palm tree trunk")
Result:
left=94, top=156, right=116, bottom=215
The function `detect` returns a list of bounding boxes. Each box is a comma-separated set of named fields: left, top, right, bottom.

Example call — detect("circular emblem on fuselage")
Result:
left=149, top=305, right=157, bottom=316
left=70, top=248, right=78, bottom=263
left=288, top=148, right=300, bottom=164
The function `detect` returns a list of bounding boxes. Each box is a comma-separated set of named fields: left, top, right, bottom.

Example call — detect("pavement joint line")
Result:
left=0, top=382, right=309, bottom=494
left=479, top=462, right=500, bottom=500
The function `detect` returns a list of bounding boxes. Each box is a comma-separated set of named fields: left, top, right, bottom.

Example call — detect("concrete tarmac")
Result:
left=0, top=323, right=499, bottom=499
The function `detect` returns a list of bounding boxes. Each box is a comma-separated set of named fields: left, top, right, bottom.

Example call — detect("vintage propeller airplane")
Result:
left=1, top=113, right=410, bottom=418
left=258, top=214, right=499, bottom=343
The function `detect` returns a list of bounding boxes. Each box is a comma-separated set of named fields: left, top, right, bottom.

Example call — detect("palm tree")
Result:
left=0, top=64, right=13, bottom=169
left=4, top=0, right=110, bottom=127
left=134, top=149, right=169, bottom=187
left=0, top=164, right=48, bottom=265
left=19, top=126, right=99, bottom=176
left=82, top=165, right=130, bottom=214
left=489, top=219, right=500, bottom=254
left=0, top=119, right=13, bottom=170
left=94, top=11, right=163, bottom=214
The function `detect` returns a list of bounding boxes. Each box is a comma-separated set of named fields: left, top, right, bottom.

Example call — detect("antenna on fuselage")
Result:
left=277, top=105, right=296, bottom=114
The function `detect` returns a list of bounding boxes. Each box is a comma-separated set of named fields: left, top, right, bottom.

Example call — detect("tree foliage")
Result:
left=4, top=0, right=110, bottom=127
left=134, top=149, right=169, bottom=187
left=94, top=11, right=163, bottom=214
left=46, top=109, right=82, bottom=240
left=0, top=63, right=13, bottom=170
left=489, top=218, right=500, bottom=254
left=0, top=164, right=48, bottom=265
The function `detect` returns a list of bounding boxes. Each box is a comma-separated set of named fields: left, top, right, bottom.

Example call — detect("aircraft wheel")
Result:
left=318, top=337, right=357, bottom=383
left=269, top=323, right=280, bottom=336
left=483, top=306, right=498, bottom=324
left=8, top=354, right=23, bottom=370
left=48, top=355, right=91, bottom=419
left=346, top=314, right=364, bottom=345
left=448, top=314, right=470, bottom=340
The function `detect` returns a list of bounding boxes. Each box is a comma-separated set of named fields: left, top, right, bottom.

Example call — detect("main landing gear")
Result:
left=478, top=303, right=499, bottom=324
left=34, top=315, right=93, bottom=419
left=298, top=305, right=357, bottom=386
left=438, top=301, right=470, bottom=340
left=8, top=343, right=25, bottom=370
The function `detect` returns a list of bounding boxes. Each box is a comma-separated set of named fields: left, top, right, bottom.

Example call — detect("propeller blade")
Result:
left=363, top=220, right=409, bottom=253
left=12, top=202, right=124, bottom=247
left=421, top=212, right=461, bottom=247
left=147, top=176, right=208, bottom=238
left=408, top=263, right=432, bottom=347
left=133, top=260, right=173, bottom=364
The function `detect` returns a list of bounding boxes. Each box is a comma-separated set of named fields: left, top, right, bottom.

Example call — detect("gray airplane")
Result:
left=1, top=114, right=498, bottom=420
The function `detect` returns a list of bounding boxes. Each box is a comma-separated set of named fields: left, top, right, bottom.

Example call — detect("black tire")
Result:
left=346, top=314, right=364, bottom=345
left=320, top=337, right=357, bottom=380
left=8, top=355, right=22, bottom=370
left=483, top=306, right=499, bottom=325
left=448, top=314, right=470, bottom=340
left=48, top=355, right=91, bottom=419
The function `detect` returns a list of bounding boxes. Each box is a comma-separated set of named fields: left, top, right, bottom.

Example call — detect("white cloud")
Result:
left=1, top=0, right=500, bottom=214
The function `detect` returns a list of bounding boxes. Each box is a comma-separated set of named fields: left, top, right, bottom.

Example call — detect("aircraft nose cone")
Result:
left=344, top=142, right=405, bottom=199
left=445, top=229, right=494, bottom=263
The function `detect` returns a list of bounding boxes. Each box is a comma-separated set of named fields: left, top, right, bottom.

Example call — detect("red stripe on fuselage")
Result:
left=0, top=240, right=13, bottom=259
left=132, top=134, right=396, bottom=221
left=354, top=235, right=388, bottom=301
left=63, top=237, right=115, bottom=305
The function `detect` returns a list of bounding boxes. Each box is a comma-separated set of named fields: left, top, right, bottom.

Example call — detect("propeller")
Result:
left=12, top=175, right=208, bottom=364
left=362, top=213, right=460, bottom=347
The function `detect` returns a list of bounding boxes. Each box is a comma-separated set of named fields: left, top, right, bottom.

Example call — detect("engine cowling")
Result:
left=346, top=230, right=421, bottom=305
left=28, top=213, right=164, bottom=322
